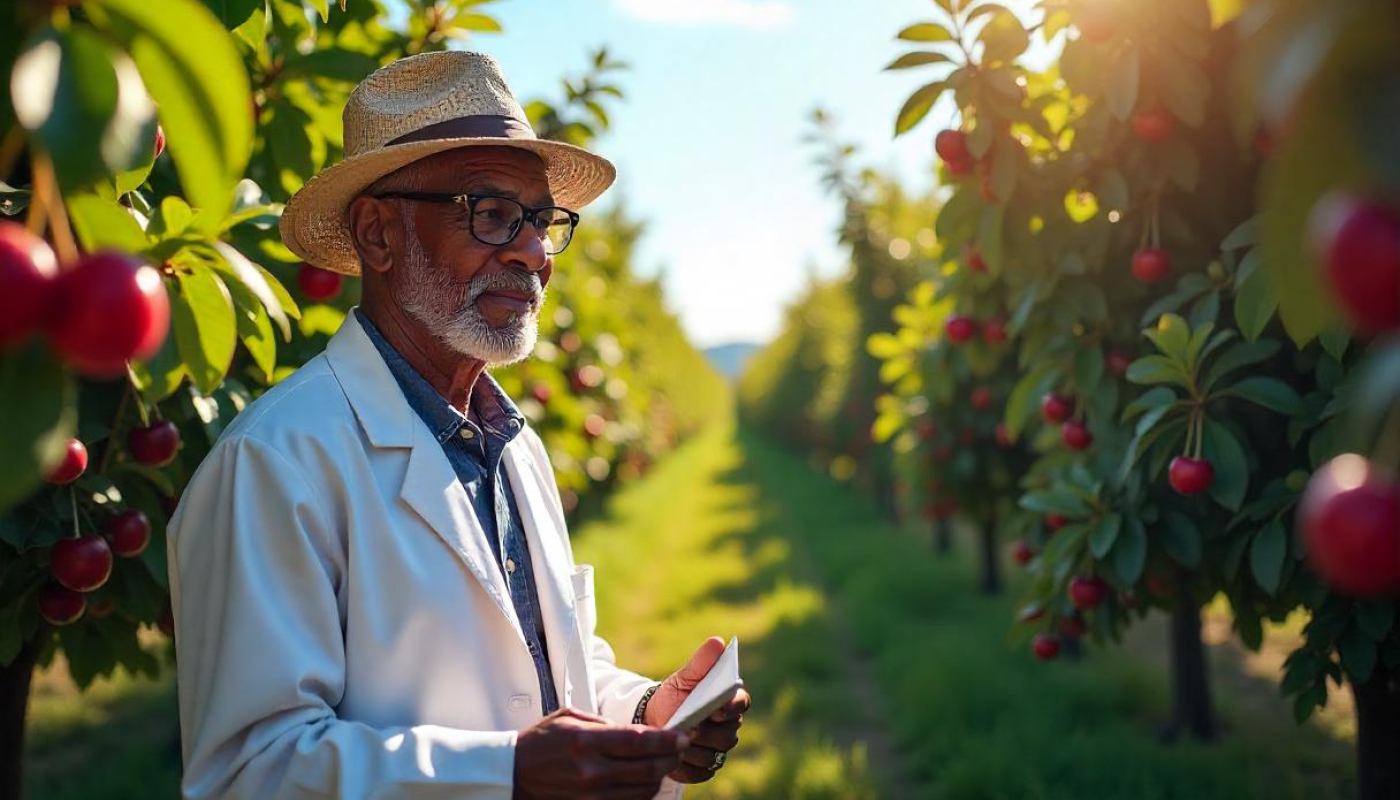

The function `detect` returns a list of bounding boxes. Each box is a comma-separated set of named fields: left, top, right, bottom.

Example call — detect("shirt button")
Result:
left=506, top=558, right=516, bottom=573
left=459, top=428, right=475, bottom=440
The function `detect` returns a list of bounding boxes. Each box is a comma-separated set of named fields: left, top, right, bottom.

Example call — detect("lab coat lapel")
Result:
left=504, top=442, right=577, bottom=706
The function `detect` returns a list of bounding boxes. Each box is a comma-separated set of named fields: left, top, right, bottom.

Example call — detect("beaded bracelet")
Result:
left=632, top=682, right=662, bottom=725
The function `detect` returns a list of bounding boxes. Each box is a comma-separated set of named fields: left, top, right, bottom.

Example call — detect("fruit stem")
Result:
left=30, top=151, right=79, bottom=265
left=0, top=126, right=25, bottom=188
left=99, top=381, right=136, bottom=475
left=1193, top=409, right=1206, bottom=460
left=1151, top=195, right=1162, bottom=249
left=69, top=487, right=79, bottom=540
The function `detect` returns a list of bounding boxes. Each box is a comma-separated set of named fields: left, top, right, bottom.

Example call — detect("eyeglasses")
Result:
left=372, top=192, right=580, bottom=255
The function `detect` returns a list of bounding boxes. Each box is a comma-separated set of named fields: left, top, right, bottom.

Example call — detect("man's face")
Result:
left=385, top=146, right=556, bottom=366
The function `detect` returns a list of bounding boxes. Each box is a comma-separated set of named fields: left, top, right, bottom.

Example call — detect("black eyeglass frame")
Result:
left=371, top=191, right=581, bottom=254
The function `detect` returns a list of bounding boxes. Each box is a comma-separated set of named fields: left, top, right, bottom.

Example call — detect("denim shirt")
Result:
left=356, top=310, right=559, bottom=716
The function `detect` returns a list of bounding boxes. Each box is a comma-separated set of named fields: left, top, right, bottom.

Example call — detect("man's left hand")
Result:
left=643, top=636, right=752, bottom=784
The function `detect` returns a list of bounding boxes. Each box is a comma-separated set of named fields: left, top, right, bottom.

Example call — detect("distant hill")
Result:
left=704, top=342, right=761, bottom=381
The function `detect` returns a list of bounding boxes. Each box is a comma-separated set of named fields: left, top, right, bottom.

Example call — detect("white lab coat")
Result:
left=166, top=309, right=683, bottom=799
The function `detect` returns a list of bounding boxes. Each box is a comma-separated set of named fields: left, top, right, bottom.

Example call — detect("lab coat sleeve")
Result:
left=167, top=434, right=517, bottom=800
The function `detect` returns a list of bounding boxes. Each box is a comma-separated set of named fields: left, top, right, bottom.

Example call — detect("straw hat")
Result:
left=279, top=50, right=616, bottom=275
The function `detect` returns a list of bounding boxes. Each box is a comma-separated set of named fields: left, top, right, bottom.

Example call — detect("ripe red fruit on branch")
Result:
left=297, top=263, right=343, bottom=302
left=982, top=317, right=1008, bottom=344
left=1044, top=513, right=1068, bottom=531
left=1132, top=248, right=1171, bottom=283
left=1062, top=420, right=1093, bottom=451
left=1106, top=350, right=1132, bottom=377
left=128, top=420, right=181, bottom=467
left=47, top=252, right=169, bottom=378
left=1069, top=575, right=1108, bottom=610
left=106, top=509, right=151, bottom=558
left=1040, top=393, right=1074, bottom=424
left=1168, top=456, right=1214, bottom=495
left=944, top=315, right=976, bottom=344
left=0, top=222, right=58, bottom=349
left=1032, top=633, right=1060, bottom=661
left=37, top=582, right=86, bottom=626
left=1130, top=106, right=1174, bottom=143
left=970, top=386, right=994, bottom=411
left=45, top=438, right=88, bottom=485
left=935, top=129, right=971, bottom=167
left=1299, top=454, right=1400, bottom=596
left=1308, top=193, right=1400, bottom=334
left=1012, top=539, right=1034, bottom=565
left=51, top=534, right=114, bottom=592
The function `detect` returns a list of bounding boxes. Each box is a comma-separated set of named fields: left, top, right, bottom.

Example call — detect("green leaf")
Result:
left=977, top=11, right=1029, bottom=64
left=1203, top=419, right=1249, bottom=512
left=451, top=12, right=503, bottom=33
left=1019, top=488, right=1091, bottom=517
left=1233, top=259, right=1278, bottom=341
left=66, top=194, right=150, bottom=252
left=1339, top=626, right=1378, bottom=684
left=897, top=22, right=955, bottom=42
left=1072, top=346, right=1104, bottom=397
left=935, top=186, right=981, bottom=243
left=1162, top=139, right=1200, bottom=192
left=211, top=242, right=292, bottom=342
left=1355, top=601, right=1395, bottom=641
left=1201, top=338, right=1280, bottom=391
left=1161, top=512, right=1202, bottom=568
left=1158, top=51, right=1209, bottom=127
left=1005, top=366, right=1056, bottom=437
left=1222, top=376, right=1304, bottom=415
left=1250, top=520, right=1286, bottom=594
left=1104, top=46, right=1139, bottom=121
left=1111, top=517, right=1148, bottom=583
left=97, top=0, right=254, bottom=229
left=1221, top=217, right=1258, bottom=251
left=1145, top=313, right=1191, bottom=363
left=172, top=268, right=237, bottom=394
left=12, top=27, right=157, bottom=191
left=895, top=81, right=950, bottom=136
left=1183, top=321, right=1217, bottom=370
left=1089, top=513, right=1122, bottom=559
left=221, top=271, right=276, bottom=381
left=129, top=321, right=187, bottom=403
left=885, top=52, right=953, bottom=70
left=1122, top=386, right=1179, bottom=421
left=1126, top=355, right=1190, bottom=387
left=0, top=344, right=76, bottom=513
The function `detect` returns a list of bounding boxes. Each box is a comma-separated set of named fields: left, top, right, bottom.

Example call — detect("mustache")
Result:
left=466, top=270, right=544, bottom=306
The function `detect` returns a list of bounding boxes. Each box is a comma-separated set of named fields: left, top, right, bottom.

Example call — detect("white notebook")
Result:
left=664, top=637, right=744, bottom=731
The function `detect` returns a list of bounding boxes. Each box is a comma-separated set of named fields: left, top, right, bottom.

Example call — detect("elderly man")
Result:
left=166, top=51, right=748, bottom=800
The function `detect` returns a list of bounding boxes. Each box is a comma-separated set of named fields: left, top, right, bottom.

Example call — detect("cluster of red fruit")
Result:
left=44, top=420, right=181, bottom=487
left=944, top=314, right=1008, bottom=346
left=1040, top=392, right=1092, bottom=451
left=0, top=222, right=169, bottom=377
left=36, top=508, right=153, bottom=627
left=1027, top=575, right=1110, bottom=661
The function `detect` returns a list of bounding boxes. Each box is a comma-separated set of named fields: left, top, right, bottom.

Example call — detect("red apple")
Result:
left=1012, top=539, right=1035, bottom=565
left=1299, top=454, right=1400, bottom=596
left=1032, top=633, right=1060, bottom=660
left=1070, top=575, right=1109, bottom=610
left=47, top=252, right=169, bottom=377
left=45, top=438, right=88, bottom=485
left=37, top=582, right=86, bottom=626
left=1132, top=247, right=1171, bottom=283
left=1062, top=420, right=1093, bottom=451
left=982, top=317, right=1008, bottom=344
left=128, top=420, right=181, bottom=467
left=297, top=263, right=343, bottom=302
left=970, top=386, right=994, bottom=411
left=945, top=315, right=977, bottom=344
left=935, top=130, right=971, bottom=166
left=51, top=534, right=113, bottom=592
left=1169, top=456, right=1214, bottom=495
left=106, top=509, right=151, bottom=557
left=1040, top=393, right=1074, bottom=424
left=0, top=222, right=58, bottom=349
left=1130, top=106, right=1174, bottom=143
left=1308, top=193, right=1400, bottom=333
left=1058, top=615, right=1087, bottom=639
left=1045, top=513, right=1068, bottom=531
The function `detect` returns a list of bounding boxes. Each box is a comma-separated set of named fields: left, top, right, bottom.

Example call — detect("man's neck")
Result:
left=359, top=302, right=486, bottom=415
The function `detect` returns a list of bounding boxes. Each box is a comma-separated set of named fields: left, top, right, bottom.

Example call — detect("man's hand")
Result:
left=513, top=707, right=688, bottom=799
left=643, top=637, right=753, bottom=784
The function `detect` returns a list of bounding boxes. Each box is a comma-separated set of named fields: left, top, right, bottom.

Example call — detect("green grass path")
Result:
left=25, top=412, right=1356, bottom=799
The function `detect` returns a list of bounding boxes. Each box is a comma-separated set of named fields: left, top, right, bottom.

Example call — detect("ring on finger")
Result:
left=710, top=750, right=727, bottom=771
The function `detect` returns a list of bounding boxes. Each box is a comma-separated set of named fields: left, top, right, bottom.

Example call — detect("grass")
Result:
left=21, top=411, right=1357, bottom=799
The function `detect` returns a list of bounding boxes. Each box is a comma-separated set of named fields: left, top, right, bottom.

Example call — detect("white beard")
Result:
left=392, top=213, right=543, bottom=367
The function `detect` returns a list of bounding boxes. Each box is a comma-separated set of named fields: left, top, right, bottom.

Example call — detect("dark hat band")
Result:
left=387, top=114, right=536, bottom=146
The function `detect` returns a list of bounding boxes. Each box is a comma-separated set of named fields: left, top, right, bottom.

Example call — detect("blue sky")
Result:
left=402, top=0, right=960, bottom=347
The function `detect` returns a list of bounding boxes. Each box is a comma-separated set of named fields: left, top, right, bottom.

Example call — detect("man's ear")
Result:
left=348, top=195, right=398, bottom=275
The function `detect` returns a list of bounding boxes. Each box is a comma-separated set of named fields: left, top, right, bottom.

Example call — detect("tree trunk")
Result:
left=1167, top=592, right=1215, bottom=741
left=931, top=518, right=952, bottom=554
left=1353, top=662, right=1400, bottom=800
left=1, top=626, right=51, bottom=800
left=978, top=515, right=1000, bottom=595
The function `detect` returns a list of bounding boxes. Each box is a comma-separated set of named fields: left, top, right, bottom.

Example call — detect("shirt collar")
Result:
left=355, top=309, right=525, bottom=446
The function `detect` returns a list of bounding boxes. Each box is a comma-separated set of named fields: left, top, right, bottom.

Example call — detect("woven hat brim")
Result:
left=279, top=137, right=616, bottom=275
